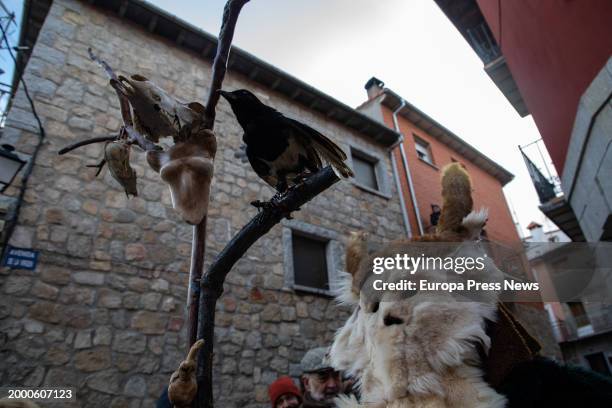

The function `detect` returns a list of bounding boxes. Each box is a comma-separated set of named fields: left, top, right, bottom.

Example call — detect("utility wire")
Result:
left=0, top=1, right=16, bottom=24
left=0, top=11, right=46, bottom=262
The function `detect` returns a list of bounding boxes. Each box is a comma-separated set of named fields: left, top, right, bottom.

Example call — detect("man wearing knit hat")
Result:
left=268, top=376, right=302, bottom=408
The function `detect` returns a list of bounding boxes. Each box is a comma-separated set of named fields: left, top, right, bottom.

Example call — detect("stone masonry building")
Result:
left=0, top=0, right=405, bottom=407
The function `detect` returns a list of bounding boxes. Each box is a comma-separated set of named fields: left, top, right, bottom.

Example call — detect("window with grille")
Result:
left=292, top=233, right=329, bottom=292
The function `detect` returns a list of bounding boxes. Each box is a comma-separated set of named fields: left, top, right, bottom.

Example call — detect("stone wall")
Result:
left=0, top=1, right=405, bottom=407
left=561, top=57, right=612, bottom=242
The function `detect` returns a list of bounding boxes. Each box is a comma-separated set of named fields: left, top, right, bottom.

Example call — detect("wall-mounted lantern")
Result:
left=0, top=144, right=25, bottom=193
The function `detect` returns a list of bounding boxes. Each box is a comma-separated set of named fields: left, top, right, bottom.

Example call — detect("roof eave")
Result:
left=380, top=89, right=514, bottom=186
left=433, top=0, right=529, bottom=117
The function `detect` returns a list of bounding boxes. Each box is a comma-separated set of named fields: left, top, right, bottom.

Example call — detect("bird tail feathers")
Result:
left=311, top=139, right=354, bottom=178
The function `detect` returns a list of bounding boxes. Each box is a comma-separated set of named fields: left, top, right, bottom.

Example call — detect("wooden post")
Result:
left=186, top=0, right=250, bottom=351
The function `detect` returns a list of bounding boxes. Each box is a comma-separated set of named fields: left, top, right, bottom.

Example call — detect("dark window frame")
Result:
left=352, top=150, right=379, bottom=191
left=291, top=232, right=330, bottom=293
left=282, top=221, right=342, bottom=297
left=567, top=301, right=591, bottom=328
left=347, top=146, right=391, bottom=198
left=584, top=352, right=611, bottom=376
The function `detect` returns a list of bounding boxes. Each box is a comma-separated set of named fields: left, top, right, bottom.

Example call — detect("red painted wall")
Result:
left=476, top=0, right=612, bottom=173
left=381, top=108, right=520, bottom=244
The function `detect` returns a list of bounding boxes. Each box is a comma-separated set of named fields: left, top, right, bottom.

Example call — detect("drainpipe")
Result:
left=388, top=134, right=412, bottom=237
left=391, top=98, right=425, bottom=235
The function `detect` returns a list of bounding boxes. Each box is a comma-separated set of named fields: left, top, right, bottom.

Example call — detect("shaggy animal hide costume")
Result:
left=330, top=163, right=612, bottom=407
left=330, top=163, right=507, bottom=408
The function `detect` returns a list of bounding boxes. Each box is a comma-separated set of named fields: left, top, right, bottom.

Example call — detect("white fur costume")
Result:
left=329, top=211, right=507, bottom=408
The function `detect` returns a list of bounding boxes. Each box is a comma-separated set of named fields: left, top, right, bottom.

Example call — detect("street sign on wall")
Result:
left=3, top=246, right=39, bottom=270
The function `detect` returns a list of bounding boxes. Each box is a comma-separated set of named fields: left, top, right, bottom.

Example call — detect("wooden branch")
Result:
left=57, top=125, right=159, bottom=156
left=58, top=136, right=117, bottom=155
left=189, top=3, right=250, bottom=407
left=124, top=125, right=160, bottom=152
left=188, top=219, right=207, bottom=348
left=196, top=166, right=340, bottom=407
left=205, top=167, right=340, bottom=287
left=86, top=159, right=106, bottom=177
left=202, top=0, right=250, bottom=129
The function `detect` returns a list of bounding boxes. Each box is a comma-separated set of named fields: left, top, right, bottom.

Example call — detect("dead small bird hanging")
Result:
left=113, top=74, right=207, bottom=143
left=104, top=138, right=138, bottom=197
left=58, top=49, right=217, bottom=225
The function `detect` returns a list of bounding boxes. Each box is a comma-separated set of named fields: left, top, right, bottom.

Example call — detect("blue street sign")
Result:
left=3, top=246, right=39, bottom=270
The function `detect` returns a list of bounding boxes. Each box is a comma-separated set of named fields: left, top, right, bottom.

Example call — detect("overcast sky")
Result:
left=150, top=0, right=560, bottom=236
left=2, top=0, right=560, bottom=237
left=0, top=0, right=23, bottom=119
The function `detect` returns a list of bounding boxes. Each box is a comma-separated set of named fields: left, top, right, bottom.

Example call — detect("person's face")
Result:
left=275, top=393, right=300, bottom=408
left=302, top=369, right=342, bottom=403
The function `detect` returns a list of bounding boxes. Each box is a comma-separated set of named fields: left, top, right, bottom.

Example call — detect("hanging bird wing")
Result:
left=285, top=117, right=354, bottom=178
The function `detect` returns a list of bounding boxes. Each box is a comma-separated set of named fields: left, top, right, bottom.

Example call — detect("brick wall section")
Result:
left=380, top=108, right=521, bottom=244
left=0, top=1, right=405, bottom=407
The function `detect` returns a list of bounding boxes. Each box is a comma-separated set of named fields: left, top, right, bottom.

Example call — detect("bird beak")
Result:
left=219, top=90, right=233, bottom=101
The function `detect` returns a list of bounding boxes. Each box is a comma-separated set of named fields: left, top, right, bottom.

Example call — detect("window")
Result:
left=567, top=301, right=594, bottom=337
left=568, top=301, right=590, bottom=328
left=292, top=233, right=329, bottom=291
left=585, top=353, right=611, bottom=376
left=414, top=135, right=434, bottom=165
left=347, top=146, right=390, bottom=198
left=282, top=221, right=341, bottom=296
left=352, top=151, right=379, bottom=191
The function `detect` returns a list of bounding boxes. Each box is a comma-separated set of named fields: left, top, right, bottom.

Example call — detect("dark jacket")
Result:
left=300, top=392, right=336, bottom=408
left=496, top=357, right=612, bottom=408
left=156, top=386, right=171, bottom=408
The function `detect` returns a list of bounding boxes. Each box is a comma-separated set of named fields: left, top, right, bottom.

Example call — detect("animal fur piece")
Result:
left=104, top=140, right=138, bottom=197
left=168, top=339, right=205, bottom=408
left=146, top=129, right=216, bottom=224
left=436, top=163, right=473, bottom=236
left=330, top=164, right=506, bottom=408
left=113, top=74, right=206, bottom=143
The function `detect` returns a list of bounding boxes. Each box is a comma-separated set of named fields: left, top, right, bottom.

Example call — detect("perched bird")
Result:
left=220, top=89, right=354, bottom=195
left=104, top=140, right=138, bottom=197
left=168, top=339, right=204, bottom=408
